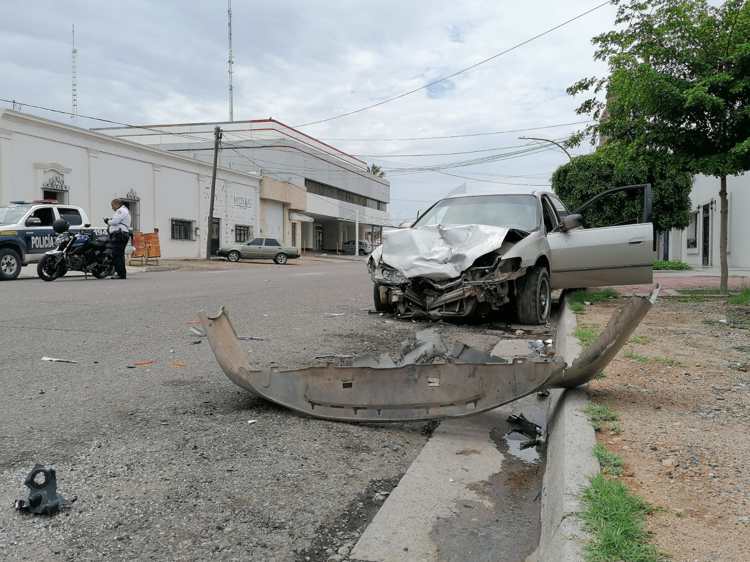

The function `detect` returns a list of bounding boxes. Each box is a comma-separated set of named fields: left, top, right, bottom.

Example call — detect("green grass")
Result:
left=624, top=350, right=650, bottom=364
left=653, top=259, right=691, bottom=270
left=729, top=288, right=750, bottom=306
left=594, top=371, right=607, bottom=380
left=584, top=403, right=619, bottom=432
left=570, top=301, right=586, bottom=314
left=593, top=444, right=625, bottom=476
left=629, top=335, right=651, bottom=345
left=609, top=420, right=623, bottom=435
left=581, top=474, right=665, bottom=562
left=652, top=356, right=680, bottom=367
left=576, top=325, right=600, bottom=346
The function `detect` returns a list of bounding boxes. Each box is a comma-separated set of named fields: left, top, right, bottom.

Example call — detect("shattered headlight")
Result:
left=379, top=265, right=407, bottom=284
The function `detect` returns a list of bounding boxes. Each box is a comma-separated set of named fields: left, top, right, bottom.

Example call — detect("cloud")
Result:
left=0, top=0, right=615, bottom=220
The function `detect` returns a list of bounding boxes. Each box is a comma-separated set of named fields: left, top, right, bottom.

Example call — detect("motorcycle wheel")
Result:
left=92, top=264, right=114, bottom=279
left=37, top=255, right=66, bottom=282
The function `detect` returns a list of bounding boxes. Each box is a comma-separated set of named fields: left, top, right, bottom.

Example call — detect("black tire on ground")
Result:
left=92, top=264, right=114, bottom=279
left=373, top=283, right=393, bottom=312
left=274, top=253, right=288, bottom=265
left=37, top=254, right=65, bottom=282
left=515, top=266, right=551, bottom=325
left=227, top=251, right=240, bottom=262
left=0, top=247, right=22, bottom=281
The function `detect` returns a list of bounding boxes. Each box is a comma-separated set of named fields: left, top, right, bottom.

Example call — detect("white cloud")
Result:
left=0, top=0, right=615, bottom=220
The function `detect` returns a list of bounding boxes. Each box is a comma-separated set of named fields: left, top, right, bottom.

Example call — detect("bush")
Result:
left=653, top=260, right=690, bottom=270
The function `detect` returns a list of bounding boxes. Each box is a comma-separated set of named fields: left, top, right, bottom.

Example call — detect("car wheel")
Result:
left=373, top=283, right=393, bottom=313
left=515, top=266, right=551, bottom=325
left=37, top=254, right=62, bottom=282
left=227, top=250, right=241, bottom=262
left=274, top=253, right=288, bottom=265
left=0, top=248, right=22, bottom=281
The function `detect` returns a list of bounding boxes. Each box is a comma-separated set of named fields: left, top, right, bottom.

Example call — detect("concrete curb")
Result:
left=528, top=298, right=599, bottom=562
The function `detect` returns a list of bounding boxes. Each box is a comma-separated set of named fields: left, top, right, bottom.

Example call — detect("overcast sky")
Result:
left=0, top=0, right=616, bottom=221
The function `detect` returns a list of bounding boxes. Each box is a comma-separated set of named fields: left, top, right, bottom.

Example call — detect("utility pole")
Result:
left=227, top=0, right=234, bottom=121
left=206, top=126, right=223, bottom=260
left=355, top=210, right=359, bottom=257
left=71, top=24, right=78, bottom=119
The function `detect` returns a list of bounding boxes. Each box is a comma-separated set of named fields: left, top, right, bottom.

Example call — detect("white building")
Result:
left=95, top=119, right=391, bottom=251
left=667, top=173, right=750, bottom=269
left=0, top=110, right=260, bottom=258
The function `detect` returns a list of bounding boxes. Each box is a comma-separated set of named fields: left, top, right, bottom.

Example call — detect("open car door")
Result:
left=548, top=184, right=654, bottom=289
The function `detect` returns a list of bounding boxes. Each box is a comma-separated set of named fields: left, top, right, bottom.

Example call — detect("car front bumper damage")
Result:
left=199, top=287, right=658, bottom=423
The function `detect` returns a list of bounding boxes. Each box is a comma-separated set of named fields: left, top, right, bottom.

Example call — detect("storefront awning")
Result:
left=289, top=212, right=314, bottom=223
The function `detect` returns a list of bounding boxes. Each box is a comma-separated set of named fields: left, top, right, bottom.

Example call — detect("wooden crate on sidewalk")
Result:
left=129, top=231, right=145, bottom=266
left=144, top=232, right=161, bottom=265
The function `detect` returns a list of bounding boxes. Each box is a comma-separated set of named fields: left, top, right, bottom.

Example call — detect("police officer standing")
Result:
left=105, top=198, right=131, bottom=280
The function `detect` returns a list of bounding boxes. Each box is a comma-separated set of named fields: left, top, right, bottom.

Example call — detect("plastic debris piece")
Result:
left=237, top=336, right=264, bottom=341
left=14, top=465, right=73, bottom=515
left=41, top=357, right=78, bottom=364
left=247, top=419, right=257, bottom=425
left=170, top=360, right=187, bottom=368
left=324, top=312, right=346, bottom=317
left=190, top=326, right=206, bottom=337
left=133, top=360, right=157, bottom=368
left=191, top=340, right=203, bottom=345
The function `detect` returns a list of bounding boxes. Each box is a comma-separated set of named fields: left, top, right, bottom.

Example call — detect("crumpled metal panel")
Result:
left=199, top=307, right=564, bottom=422
left=200, top=288, right=657, bottom=422
left=379, top=224, right=513, bottom=280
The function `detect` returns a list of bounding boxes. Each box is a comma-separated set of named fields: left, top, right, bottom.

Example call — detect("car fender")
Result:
left=500, top=230, right=550, bottom=269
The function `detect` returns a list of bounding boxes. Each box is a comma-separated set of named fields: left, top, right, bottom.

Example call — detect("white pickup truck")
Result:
left=0, top=201, right=101, bottom=280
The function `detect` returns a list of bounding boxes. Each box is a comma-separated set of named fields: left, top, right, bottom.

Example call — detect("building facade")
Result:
left=0, top=110, right=260, bottom=259
left=667, top=173, right=750, bottom=269
left=96, top=119, right=391, bottom=251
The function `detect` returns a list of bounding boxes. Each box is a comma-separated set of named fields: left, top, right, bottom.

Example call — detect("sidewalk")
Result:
left=611, top=270, right=750, bottom=296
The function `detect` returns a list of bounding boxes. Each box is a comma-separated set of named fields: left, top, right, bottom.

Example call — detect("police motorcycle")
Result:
left=36, top=219, right=114, bottom=281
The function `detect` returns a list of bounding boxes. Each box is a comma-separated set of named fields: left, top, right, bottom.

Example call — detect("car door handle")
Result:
left=628, top=239, right=644, bottom=245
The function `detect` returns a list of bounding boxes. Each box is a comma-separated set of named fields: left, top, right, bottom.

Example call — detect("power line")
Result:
left=320, top=120, right=591, bottom=142
left=293, top=1, right=610, bottom=128
left=354, top=139, right=566, bottom=158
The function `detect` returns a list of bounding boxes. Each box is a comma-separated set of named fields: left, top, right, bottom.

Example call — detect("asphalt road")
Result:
left=1, top=260, right=442, bottom=561
left=0, top=259, right=551, bottom=561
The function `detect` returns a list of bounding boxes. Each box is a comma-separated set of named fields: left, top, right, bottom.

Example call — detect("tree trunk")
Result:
left=719, top=175, right=728, bottom=294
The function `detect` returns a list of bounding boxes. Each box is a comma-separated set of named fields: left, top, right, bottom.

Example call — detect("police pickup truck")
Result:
left=0, top=201, right=100, bottom=280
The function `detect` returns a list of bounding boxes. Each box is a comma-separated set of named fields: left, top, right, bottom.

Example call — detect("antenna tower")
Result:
left=227, top=0, right=234, bottom=121
left=71, top=24, right=78, bottom=119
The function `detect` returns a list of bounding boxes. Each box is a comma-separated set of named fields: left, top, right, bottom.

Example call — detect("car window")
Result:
left=30, top=207, right=55, bottom=227
left=247, top=238, right=263, bottom=245
left=413, top=194, right=540, bottom=232
left=265, top=239, right=280, bottom=247
left=58, top=208, right=83, bottom=226
left=548, top=195, right=568, bottom=215
left=541, top=197, right=559, bottom=233
left=0, top=205, right=32, bottom=225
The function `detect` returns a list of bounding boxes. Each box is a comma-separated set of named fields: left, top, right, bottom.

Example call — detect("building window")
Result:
left=171, top=219, right=194, bottom=241
left=235, top=224, right=251, bottom=242
left=687, top=211, right=698, bottom=249
left=304, top=178, right=386, bottom=211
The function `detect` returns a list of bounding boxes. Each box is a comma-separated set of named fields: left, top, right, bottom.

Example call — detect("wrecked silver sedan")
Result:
left=368, top=188, right=654, bottom=324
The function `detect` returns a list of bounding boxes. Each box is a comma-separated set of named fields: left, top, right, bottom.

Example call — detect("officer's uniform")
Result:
left=107, top=205, right=131, bottom=279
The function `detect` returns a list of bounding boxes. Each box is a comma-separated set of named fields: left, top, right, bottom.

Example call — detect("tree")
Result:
left=367, top=163, right=386, bottom=178
left=567, top=0, right=750, bottom=292
left=552, top=142, right=692, bottom=232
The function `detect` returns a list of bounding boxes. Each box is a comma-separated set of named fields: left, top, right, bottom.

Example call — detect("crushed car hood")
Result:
left=379, top=224, right=516, bottom=280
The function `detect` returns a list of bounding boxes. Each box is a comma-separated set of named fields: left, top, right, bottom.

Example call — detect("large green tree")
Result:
left=568, top=0, right=750, bottom=291
left=552, top=142, right=692, bottom=232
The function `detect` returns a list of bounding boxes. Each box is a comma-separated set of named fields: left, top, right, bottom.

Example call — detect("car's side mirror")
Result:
left=26, top=217, right=42, bottom=226
left=84, top=223, right=91, bottom=228
left=560, top=213, right=583, bottom=232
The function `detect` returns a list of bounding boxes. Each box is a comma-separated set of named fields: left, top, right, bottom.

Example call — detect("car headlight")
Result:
left=380, top=266, right=407, bottom=284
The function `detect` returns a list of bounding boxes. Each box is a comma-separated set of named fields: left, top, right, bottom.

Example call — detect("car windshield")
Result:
left=0, top=205, right=31, bottom=226
left=413, top=194, right=540, bottom=231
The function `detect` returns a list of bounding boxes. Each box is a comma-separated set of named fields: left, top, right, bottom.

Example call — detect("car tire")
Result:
left=37, top=254, right=64, bottom=282
left=0, top=247, right=22, bottom=281
left=373, top=283, right=393, bottom=313
left=274, top=253, right=288, bottom=265
left=515, top=265, right=551, bottom=325
left=227, top=250, right=241, bottom=262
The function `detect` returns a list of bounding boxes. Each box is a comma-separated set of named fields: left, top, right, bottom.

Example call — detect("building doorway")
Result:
left=702, top=204, right=711, bottom=267
left=314, top=224, right=323, bottom=251
left=210, top=218, right=221, bottom=256
left=291, top=222, right=298, bottom=248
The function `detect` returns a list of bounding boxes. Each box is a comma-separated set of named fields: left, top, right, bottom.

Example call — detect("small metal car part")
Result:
left=14, top=465, right=70, bottom=515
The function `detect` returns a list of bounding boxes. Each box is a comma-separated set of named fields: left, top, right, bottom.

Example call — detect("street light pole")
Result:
left=519, top=136, right=573, bottom=163
left=206, top=126, right=223, bottom=260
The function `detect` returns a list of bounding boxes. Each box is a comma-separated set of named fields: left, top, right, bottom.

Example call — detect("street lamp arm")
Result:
left=519, top=136, right=572, bottom=162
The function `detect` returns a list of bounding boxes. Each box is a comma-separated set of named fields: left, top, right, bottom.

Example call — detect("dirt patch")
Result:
left=581, top=297, right=750, bottom=561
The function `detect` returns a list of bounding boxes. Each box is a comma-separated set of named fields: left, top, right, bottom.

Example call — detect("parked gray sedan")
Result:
left=218, top=237, right=299, bottom=264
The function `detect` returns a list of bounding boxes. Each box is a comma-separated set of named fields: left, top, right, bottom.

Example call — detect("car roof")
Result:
left=442, top=187, right=555, bottom=200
